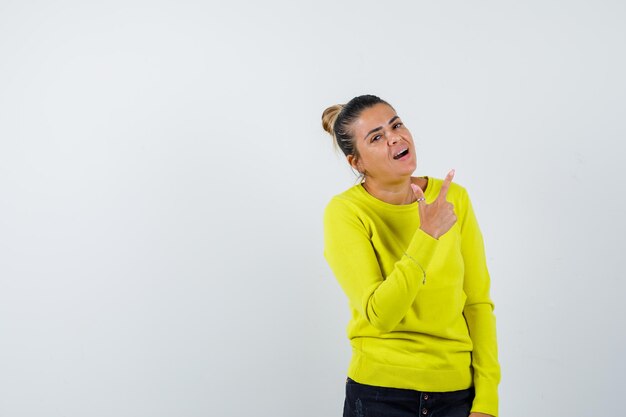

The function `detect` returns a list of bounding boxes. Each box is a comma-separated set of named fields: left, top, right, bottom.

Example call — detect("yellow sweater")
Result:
left=323, top=177, right=500, bottom=416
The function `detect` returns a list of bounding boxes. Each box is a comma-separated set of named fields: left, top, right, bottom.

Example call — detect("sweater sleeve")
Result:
left=459, top=189, right=501, bottom=416
left=323, top=198, right=439, bottom=333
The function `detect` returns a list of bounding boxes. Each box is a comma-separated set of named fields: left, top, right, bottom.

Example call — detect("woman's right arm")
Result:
left=323, top=198, right=440, bottom=333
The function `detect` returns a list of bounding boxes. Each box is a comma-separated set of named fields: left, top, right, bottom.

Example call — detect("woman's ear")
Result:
left=347, top=154, right=361, bottom=173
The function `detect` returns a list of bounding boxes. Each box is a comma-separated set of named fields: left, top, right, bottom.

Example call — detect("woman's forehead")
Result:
left=353, top=104, right=398, bottom=132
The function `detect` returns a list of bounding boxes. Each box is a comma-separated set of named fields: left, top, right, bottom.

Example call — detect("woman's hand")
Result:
left=411, top=169, right=457, bottom=239
left=469, top=413, right=494, bottom=417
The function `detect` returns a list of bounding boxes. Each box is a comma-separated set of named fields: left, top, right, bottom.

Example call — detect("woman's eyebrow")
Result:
left=364, top=126, right=382, bottom=140
left=363, top=116, right=400, bottom=141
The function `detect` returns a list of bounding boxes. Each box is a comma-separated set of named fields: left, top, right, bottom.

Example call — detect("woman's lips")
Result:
left=393, top=148, right=410, bottom=160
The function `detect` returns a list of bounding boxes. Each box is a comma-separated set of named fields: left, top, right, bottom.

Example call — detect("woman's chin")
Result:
left=398, top=162, right=417, bottom=176
left=387, top=168, right=416, bottom=179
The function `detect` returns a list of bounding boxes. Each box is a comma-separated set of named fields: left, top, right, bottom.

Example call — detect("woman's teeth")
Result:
left=393, top=148, right=409, bottom=160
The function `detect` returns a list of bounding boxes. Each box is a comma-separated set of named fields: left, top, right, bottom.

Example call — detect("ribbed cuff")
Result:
left=404, top=228, right=439, bottom=277
left=471, top=378, right=499, bottom=417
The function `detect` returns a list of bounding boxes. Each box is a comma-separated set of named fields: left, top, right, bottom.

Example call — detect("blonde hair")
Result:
left=321, top=104, right=344, bottom=152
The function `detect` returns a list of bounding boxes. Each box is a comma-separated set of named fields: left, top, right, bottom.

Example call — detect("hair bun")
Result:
left=321, top=104, right=344, bottom=137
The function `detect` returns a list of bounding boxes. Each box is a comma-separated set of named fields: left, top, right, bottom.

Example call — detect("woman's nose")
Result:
left=388, top=133, right=400, bottom=145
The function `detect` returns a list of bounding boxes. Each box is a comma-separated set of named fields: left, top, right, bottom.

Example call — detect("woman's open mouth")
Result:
left=393, top=148, right=409, bottom=160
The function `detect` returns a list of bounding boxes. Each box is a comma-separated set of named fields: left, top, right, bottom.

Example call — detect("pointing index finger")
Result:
left=438, top=169, right=455, bottom=201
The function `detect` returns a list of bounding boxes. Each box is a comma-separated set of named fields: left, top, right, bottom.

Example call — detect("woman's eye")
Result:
left=393, top=122, right=403, bottom=129
left=371, top=135, right=382, bottom=142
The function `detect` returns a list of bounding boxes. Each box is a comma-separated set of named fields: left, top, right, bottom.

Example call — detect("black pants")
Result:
left=343, top=377, right=474, bottom=417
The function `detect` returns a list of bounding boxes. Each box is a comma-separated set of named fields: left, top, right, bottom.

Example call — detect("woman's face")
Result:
left=348, top=103, right=417, bottom=182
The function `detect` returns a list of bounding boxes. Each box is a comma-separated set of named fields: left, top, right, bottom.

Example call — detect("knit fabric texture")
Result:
left=323, top=177, right=500, bottom=416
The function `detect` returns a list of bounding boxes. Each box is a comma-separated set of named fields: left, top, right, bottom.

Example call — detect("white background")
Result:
left=1, top=1, right=624, bottom=416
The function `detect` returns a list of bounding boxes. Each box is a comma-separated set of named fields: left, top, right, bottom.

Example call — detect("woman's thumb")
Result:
left=411, top=183, right=424, bottom=199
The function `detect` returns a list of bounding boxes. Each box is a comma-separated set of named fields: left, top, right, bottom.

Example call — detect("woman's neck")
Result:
left=362, top=176, right=427, bottom=205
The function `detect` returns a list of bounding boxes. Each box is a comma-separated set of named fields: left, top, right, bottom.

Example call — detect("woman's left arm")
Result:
left=459, top=187, right=501, bottom=417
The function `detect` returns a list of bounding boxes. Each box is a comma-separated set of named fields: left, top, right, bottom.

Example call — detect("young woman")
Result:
left=322, top=95, right=500, bottom=417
